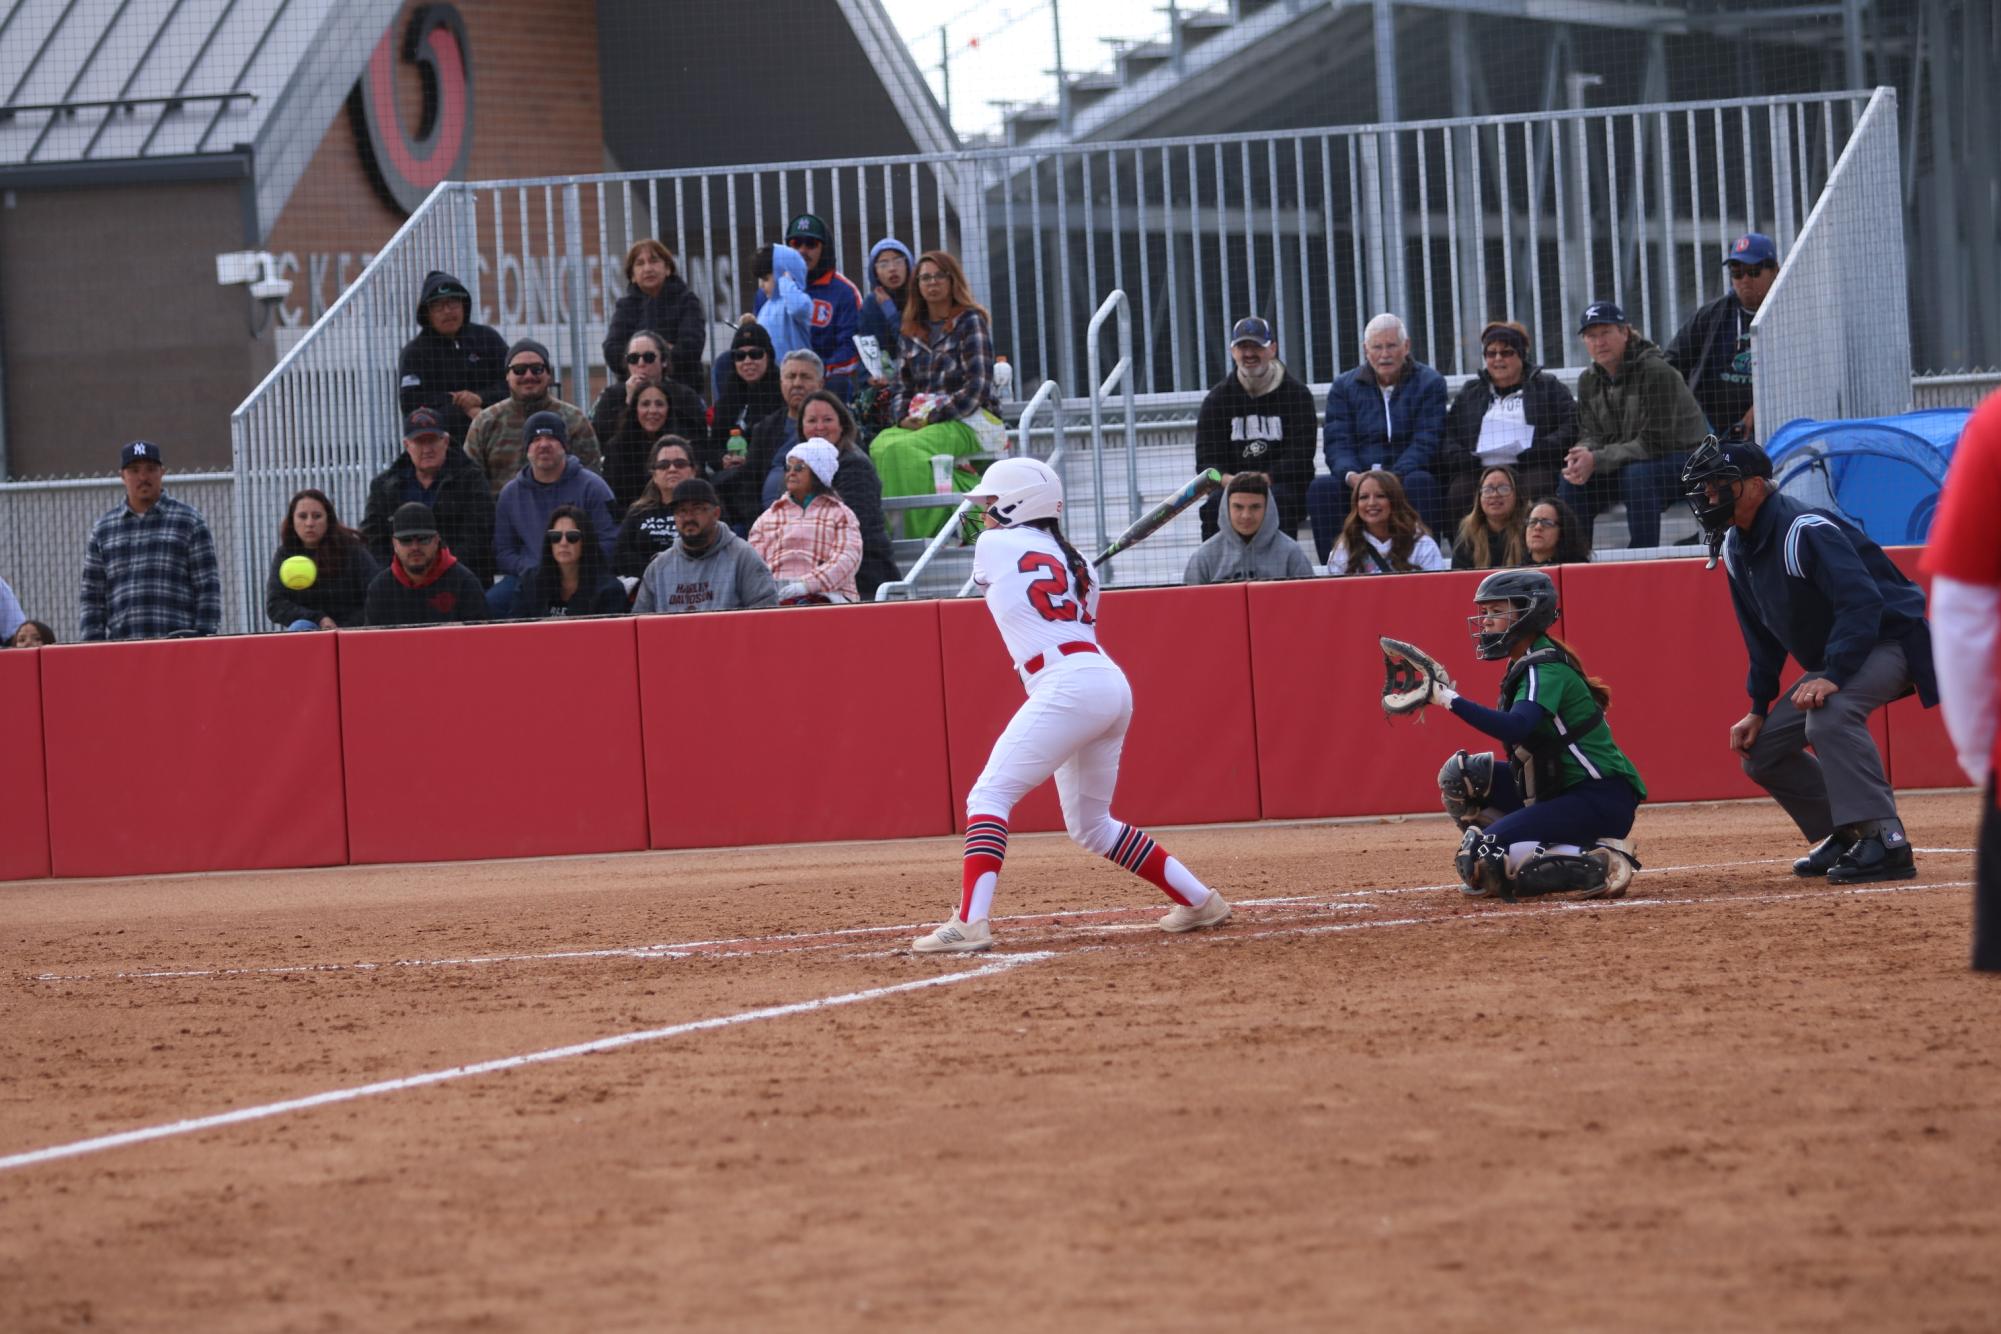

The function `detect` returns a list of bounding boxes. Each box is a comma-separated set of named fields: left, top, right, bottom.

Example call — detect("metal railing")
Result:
left=1086, top=290, right=1142, bottom=580
left=1752, top=88, right=1911, bottom=434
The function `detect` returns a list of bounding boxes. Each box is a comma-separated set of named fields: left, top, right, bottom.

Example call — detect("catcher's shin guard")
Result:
left=1512, top=851, right=1607, bottom=897
left=1580, top=838, right=1640, bottom=900
left=1455, top=828, right=1512, bottom=901
left=1438, top=749, right=1503, bottom=829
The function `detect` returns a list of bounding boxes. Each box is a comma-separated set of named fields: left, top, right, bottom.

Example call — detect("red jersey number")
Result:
left=1017, top=553, right=1093, bottom=625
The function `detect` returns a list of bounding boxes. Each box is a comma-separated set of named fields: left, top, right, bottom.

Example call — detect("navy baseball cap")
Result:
left=523, top=411, right=568, bottom=447
left=119, top=440, right=163, bottom=468
left=1577, top=300, right=1627, bottom=333
left=1715, top=439, right=1773, bottom=480
left=1724, top=233, right=1778, bottom=267
left=403, top=406, right=447, bottom=439
left=1230, top=317, right=1274, bottom=347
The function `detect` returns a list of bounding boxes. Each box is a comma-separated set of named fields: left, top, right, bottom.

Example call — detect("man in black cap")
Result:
left=1682, top=437, right=1936, bottom=884
left=1559, top=300, right=1711, bottom=548
left=398, top=270, right=510, bottom=446
left=361, top=406, right=497, bottom=582
left=79, top=440, right=222, bottom=641
left=1193, top=316, right=1318, bottom=541
left=363, top=502, right=493, bottom=627
left=783, top=213, right=864, bottom=401
left=1666, top=232, right=1781, bottom=444
left=632, top=477, right=777, bottom=614
left=463, top=337, right=602, bottom=496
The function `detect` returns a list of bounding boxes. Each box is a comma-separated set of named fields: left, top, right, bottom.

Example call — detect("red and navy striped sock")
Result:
left=1107, top=823, right=1209, bottom=906
left=961, top=815, right=1009, bottom=922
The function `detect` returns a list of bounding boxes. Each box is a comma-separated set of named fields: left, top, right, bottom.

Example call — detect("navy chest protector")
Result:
left=1498, top=647, right=1605, bottom=803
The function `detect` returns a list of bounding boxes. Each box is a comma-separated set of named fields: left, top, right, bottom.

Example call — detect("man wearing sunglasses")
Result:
left=464, top=337, right=603, bottom=498
left=363, top=503, right=492, bottom=627
left=489, top=412, right=618, bottom=617
left=1666, top=232, right=1781, bottom=444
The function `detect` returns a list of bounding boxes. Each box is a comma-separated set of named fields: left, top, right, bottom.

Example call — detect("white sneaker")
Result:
left=1159, top=891, right=1231, bottom=933
left=912, top=916, right=994, bottom=953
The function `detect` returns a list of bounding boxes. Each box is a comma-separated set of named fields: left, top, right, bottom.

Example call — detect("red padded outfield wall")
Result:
left=39, top=634, right=349, bottom=878
left=0, top=648, right=51, bottom=881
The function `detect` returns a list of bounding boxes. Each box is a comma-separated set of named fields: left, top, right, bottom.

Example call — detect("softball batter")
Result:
left=913, top=457, right=1232, bottom=953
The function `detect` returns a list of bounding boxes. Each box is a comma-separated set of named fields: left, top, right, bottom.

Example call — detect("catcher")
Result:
left=1382, top=568, right=1647, bottom=900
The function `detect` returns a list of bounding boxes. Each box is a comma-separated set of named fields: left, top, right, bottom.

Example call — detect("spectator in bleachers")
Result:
left=713, top=348, right=826, bottom=527
left=1666, top=232, right=1778, bottom=443
left=362, top=407, right=496, bottom=584
left=604, top=239, right=707, bottom=401
left=633, top=477, right=779, bottom=615
left=513, top=505, right=627, bottom=619
left=399, top=271, right=509, bottom=447
left=1559, top=301, right=1711, bottom=548
left=0, top=573, right=22, bottom=642
left=798, top=390, right=899, bottom=600
left=868, top=250, right=1000, bottom=539
left=1194, top=317, right=1317, bottom=541
left=265, top=489, right=379, bottom=630
left=710, top=322, right=784, bottom=464
left=750, top=243, right=813, bottom=365
left=857, top=238, right=913, bottom=366
left=10, top=620, right=55, bottom=647
left=80, top=441, right=221, bottom=641
left=1439, top=321, right=1575, bottom=519
left=464, top=338, right=602, bottom=497
left=784, top=213, right=864, bottom=399
left=491, top=413, right=618, bottom=617
left=364, top=503, right=491, bottom=627
left=1523, top=496, right=1593, bottom=568
left=1184, top=472, right=1314, bottom=585
left=1326, top=468, right=1449, bottom=576
left=1306, top=313, right=1449, bottom=562
left=1449, top=466, right=1530, bottom=572
left=592, top=329, right=706, bottom=512
left=614, top=437, right=696, bottom=580
left=749, top=440, right=863, bottom=605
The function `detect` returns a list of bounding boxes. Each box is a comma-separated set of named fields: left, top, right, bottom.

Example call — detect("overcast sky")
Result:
left=881, top=0, right=1167, bottom=139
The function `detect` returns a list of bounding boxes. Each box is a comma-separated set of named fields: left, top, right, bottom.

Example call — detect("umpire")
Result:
left=1682, top=439, right=1937, bottom=883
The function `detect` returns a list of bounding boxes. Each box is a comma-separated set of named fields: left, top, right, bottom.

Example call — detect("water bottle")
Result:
left=992, top=355, right=1013, bottom=400
left=724, top=428, right=745, bottom=461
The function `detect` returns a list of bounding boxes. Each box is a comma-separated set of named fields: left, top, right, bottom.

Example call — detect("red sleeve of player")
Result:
left=1923, top=394, right=2001, bottom=587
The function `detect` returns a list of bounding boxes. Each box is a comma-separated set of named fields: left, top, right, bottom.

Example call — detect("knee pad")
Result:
left=1438, top=749, right=1504, bottom=830
left=1455, top=827, right=1512, bottom=901
left=1513, top=850, right=1608, bottom=897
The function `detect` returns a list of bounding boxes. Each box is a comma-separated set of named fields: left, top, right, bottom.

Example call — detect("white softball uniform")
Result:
left=967, top=525, right=1132, bottom=855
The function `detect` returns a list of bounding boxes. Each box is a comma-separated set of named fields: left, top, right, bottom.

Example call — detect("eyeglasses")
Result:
left=786, top=237, right=822, bottom=250
left=625, top=350, right=659, bottom=366
left=732, top=348, right=767, bottom=361
left=783, top=461, right=812, bottom=473
left=653, top=458, right=693, bottom=472
left=916, top=272, right=949, bottom=285
left=508, top=363, right=549, bottom=377
left=1483, top=346, right=1520, bottom=359
left=546, top=530, right=585, bottom=545
left=1479, top=484, right=1515, bottom=496
left=1727, top=264, right=1771, bottom=279
left=393, top=533, right=439, bottom=545
left=1526, top=516, right=1560, bottom=529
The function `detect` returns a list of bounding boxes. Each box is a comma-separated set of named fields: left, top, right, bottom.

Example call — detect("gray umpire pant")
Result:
left=1741, top=640, right=1910, bottom=840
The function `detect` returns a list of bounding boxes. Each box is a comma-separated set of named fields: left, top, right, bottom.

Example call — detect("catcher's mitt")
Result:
left=1380, top=637, right=1456, bottom=718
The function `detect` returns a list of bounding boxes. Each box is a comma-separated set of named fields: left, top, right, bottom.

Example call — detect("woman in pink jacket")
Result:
left=748, top=439, right=864, bottom=604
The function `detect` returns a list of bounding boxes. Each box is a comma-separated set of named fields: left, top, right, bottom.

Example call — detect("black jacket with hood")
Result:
left=361, top=446, right=498, bottom=584
left=604, top=274, right=709, bottom=396
left=1439, top=363, right=1578, bottom=482
left=398, top=271, right=511, bottom=444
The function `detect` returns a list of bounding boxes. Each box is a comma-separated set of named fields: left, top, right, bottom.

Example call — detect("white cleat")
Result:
left=912, top=916, right=994, bottom=953
left=1159, top=891, right=1232, bottom=933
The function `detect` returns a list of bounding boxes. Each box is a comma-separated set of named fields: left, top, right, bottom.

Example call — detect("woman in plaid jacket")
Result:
left=748, top=439, right=864, bottom=604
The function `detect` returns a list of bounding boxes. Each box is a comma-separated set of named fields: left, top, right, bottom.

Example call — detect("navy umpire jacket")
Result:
left=1721, top=489, right=1937, bottom=716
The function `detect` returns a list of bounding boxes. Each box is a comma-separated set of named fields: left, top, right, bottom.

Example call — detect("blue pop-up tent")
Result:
left=1762, top=409, right=1972, bottom=545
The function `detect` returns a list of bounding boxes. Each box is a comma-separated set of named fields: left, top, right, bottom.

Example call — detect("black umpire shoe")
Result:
left=1792, top=831, right=1854, bottom=877
left=1826, top=833, right=1917, bottom=885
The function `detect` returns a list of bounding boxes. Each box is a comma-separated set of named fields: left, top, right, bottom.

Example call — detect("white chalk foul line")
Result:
left=0, top=951, right=1054, bottom=1175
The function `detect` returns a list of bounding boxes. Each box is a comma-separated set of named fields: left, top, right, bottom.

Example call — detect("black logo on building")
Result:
left=350, top=5, right=475, bottom=216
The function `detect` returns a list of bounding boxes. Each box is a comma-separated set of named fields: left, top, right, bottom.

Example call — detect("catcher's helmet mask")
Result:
left=1678, top=434, right=1743, bottom=538
left=1467, top=568, right=1559, bottom=661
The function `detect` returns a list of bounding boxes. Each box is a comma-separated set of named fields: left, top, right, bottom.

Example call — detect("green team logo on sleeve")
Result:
left=1508, top=642, right=1648, bottom=800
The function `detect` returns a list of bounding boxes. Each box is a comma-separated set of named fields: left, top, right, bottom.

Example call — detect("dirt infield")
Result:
left=3, top=792, right=1996, bottom=1333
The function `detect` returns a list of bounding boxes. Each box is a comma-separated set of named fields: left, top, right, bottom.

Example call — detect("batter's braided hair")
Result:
left=1022, top=517, right=1093, bottom=604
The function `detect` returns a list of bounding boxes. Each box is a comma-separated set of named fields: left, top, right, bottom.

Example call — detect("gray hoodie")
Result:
left=1183, top=495, right=1315, bottom=585
left=633, top=524, right=779, bottom=614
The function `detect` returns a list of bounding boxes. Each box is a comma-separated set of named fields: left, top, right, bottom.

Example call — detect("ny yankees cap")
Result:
left=119, top=440, right=163, bottom=468
left=1577, top=300, right=1628, bottom=333
left=1724, top=232, right=1778, bottom=267
left=1230, top=316, right=1275, bottom=347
